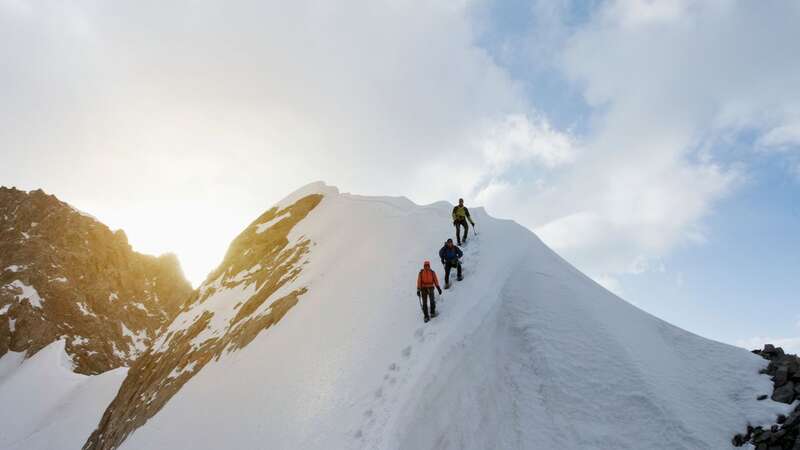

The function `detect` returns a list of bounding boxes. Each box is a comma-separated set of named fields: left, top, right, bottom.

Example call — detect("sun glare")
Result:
left=95, top=198, right=253, bottom=288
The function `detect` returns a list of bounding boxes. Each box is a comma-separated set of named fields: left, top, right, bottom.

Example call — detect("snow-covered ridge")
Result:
left=86, top=182, right=783, bottom=450
left=274, top=181, right=339, bottom=209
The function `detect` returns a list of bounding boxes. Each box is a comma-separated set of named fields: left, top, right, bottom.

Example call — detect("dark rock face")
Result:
left=0, top=187, right=193, bottom=374
left=83, top=193, right=323, bottom=450
left=774, top=382, right=796, bottom=404
left=734, top=345, right=800, bottom=448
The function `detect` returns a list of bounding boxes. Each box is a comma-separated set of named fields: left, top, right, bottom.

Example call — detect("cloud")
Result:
left=2, top=0, right=799, bottom=289
left=759, top=122, right=800, bottom=150
left=481, top=113, right=577, bottom=171
left=0, top=0, right=567, bottom=284
left=467, top=0, right=800, bottom=283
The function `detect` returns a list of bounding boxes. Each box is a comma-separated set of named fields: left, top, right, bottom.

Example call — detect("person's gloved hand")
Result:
left=441, top=259, right=445, bottom=265
left=437, top=287, right=442, bottom=295
left=416, top=289, right=421, bottom=297
left=453, top=220, right=458, bottom=225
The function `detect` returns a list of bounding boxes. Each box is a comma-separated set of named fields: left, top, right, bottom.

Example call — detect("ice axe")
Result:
left=472, top=223, right=478, bottom=236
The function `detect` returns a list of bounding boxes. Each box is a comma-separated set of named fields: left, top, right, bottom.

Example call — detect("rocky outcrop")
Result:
left=83, top=193, right=323, bottom=450
left=733, top=345, right=800, bottom=449
left=0, top=186, right=193, bottom=374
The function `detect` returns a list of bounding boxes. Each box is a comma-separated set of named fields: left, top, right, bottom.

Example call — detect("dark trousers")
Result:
left=420, top=287, right=436, bottom=318
left=454, top=219, right=469, bottom=244
left=444, top=260, right=462, bottom=285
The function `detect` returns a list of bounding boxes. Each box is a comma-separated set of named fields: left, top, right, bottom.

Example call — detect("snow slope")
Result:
left=115, top=182, right=783, bottom=450
left=0, top=341, right=126, bottom=450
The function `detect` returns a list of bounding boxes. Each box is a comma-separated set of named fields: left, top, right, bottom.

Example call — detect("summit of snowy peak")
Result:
left=275, top=181, right=339, bottom=209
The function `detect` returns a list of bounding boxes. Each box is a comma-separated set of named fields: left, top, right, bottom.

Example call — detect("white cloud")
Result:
left=606, top=0, right=691, bottom=27
left=0, top=0, right=31, bottom=17
left=481, top=114, right=578, bottom=171
left=481, top=151, right=738, bottom=277
left=473, top=0, right=799, bottom=281
left=2, top=0, right=799, bottom=290
left=0, top=1, right=534, bottom=284
left=674, top=272, right=684, bottom=288
left=759, top=123, right=800, bottom=150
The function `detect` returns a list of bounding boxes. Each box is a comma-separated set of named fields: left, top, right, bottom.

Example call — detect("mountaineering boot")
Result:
left=457, top=275, right=463, bottom=281
left=445, top=282, right=451, bottom=289
left=424, top=315, right=430, bottom=323
left=431, top=310, right=438, bottom=318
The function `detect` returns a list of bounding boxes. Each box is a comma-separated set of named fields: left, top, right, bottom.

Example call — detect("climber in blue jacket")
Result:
left=438, top=238, right=463, bottom=288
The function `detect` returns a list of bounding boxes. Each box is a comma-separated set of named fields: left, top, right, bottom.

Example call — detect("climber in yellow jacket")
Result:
left=452, top=198, right=475, bottom=246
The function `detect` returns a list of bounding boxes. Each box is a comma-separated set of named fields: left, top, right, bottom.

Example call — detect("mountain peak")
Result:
left=0, top=188, right=193, bottom=375
left=275, top=181, right=339, bottom=209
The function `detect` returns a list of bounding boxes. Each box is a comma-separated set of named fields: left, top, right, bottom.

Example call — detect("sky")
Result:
left=1, top=0, right=798, bottom=352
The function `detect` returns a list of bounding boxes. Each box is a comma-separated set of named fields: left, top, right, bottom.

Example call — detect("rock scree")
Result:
left=733, top=344, right=800, bottom=449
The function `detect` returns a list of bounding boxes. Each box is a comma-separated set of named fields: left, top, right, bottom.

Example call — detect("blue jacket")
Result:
left=439, top=244, right=463, bottom=262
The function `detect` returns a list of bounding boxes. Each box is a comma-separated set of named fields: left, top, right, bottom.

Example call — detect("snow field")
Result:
left=0, top=341, right=127, bottom=450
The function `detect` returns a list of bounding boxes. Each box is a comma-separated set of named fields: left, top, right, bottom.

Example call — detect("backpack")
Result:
left=419, top=269, right=436, bottom=286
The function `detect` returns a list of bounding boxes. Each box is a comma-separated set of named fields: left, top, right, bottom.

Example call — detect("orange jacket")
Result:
left=417, top=268, right=440, bottom=289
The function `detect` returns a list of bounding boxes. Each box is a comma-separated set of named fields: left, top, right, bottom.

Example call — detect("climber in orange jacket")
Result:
left=416, top=260, right=443, bottom=323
